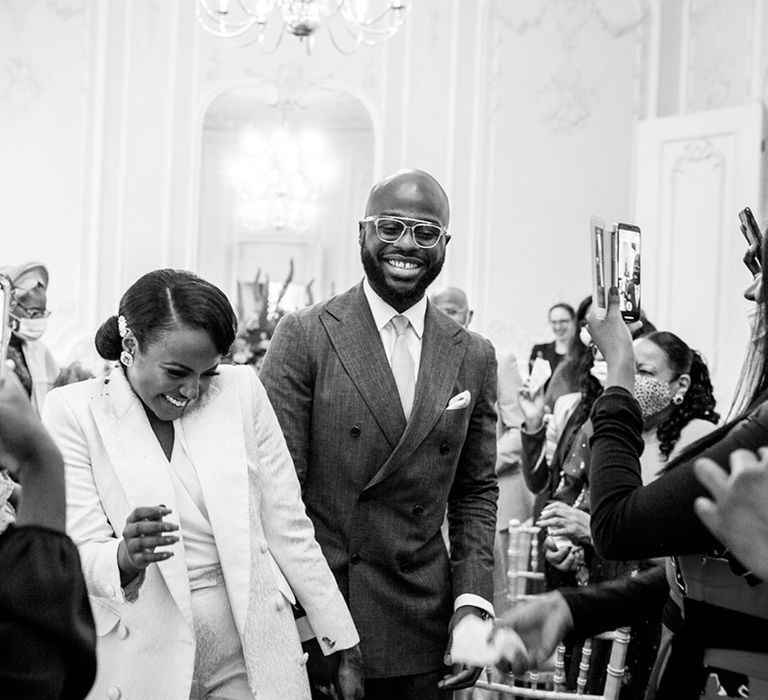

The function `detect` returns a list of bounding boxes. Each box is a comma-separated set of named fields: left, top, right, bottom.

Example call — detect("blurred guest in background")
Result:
left=528, top=303, right=576, bottom=376
left=0, top=262, right=58, bottom=415
left=432, top=286, right=532, bottom=613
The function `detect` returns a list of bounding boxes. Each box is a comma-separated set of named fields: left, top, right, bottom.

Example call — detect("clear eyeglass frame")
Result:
left=360, top=215, right=450, bottom=249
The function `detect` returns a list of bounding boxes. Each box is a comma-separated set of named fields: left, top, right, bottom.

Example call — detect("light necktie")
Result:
left=390, top=315, right=415, bottom=420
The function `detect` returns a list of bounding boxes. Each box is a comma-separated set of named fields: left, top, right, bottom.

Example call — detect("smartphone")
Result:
left=615, top=222, right=641, bottom=323
left=590, top=215, right=608, bottom=319
left=739, top=207, right=762, bottom=249
left=0, top=275, right=12, bottom=385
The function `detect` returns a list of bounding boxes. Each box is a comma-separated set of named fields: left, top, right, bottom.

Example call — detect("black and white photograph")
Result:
left=1, top=2, right=767, bottom=699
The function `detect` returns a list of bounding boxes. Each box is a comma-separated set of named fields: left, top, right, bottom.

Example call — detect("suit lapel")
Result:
left=322, top=283, right=406, bottom=449
left=179, top=380, right=251, bottom=636
left=363, top=302, right=467, bottom=491
left=90, top=369, right=192, bottom=624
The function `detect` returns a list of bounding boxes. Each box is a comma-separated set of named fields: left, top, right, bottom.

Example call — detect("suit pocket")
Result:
left=90, top=596, right=121, bottom=637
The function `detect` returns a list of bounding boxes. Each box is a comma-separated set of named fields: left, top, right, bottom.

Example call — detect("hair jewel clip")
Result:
left=117, top=315, right=129, bottom=338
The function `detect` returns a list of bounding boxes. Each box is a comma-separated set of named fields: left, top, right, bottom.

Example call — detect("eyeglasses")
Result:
left=360, top=215, right=450, bottom=250
left=13, top=303, right=50, bottom=320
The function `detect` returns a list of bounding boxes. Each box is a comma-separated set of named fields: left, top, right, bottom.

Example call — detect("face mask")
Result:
left=590, top=358, right=608, bottom=385
left=634, top=374, right=672, bottom=419
left=11, top=315, right=48, bottom=341
left=579, top=326, right=591, bottom=347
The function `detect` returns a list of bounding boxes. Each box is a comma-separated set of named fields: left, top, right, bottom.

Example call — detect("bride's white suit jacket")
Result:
left=42, top=364, right=358, bottom=700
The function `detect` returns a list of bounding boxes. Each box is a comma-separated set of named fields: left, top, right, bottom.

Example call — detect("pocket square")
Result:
left=446, top=390, right=471, bottom=411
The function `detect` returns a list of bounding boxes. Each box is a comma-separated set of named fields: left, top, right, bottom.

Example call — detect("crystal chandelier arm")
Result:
left=326, top=22, right=363, bottom=55
left=196, top=0, right=260, bottom=38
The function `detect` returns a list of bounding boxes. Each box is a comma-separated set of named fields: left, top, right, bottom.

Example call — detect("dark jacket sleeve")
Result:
left=589, top=387, right=768, bottom=559
left=259, top=312, right=314, bottom=488
left=0, top=525, right=96, bottom=700
left=520, top=425, right=551, bottom=495
left=561, top=565, right=668, bottom=640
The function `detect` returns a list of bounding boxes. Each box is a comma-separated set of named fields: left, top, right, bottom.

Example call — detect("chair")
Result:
left=701, top=649, right=768, bottom=699
left=473, top=519, right=631, bottom=700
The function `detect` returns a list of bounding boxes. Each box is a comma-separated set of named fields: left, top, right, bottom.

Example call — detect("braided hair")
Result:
left=644, top=331, right=720, bottom=460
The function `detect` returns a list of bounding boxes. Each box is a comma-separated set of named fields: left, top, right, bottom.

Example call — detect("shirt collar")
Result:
left=362, top=278, right=426, bottom=339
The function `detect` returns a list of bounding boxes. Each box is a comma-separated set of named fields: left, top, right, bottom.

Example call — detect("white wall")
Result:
left=2, top=0, right=768, bottom=406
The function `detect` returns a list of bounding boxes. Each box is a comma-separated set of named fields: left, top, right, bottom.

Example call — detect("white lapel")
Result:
left=179, top=374, right=252, bottom=636
left=90, top=368, right=193, bottom=626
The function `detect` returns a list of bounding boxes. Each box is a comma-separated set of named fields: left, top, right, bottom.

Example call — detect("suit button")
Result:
left=439, top=443, right=450, bottom=455
left=276, top=597, right=285, bottom=611
left=350, top=424, right=361, bottom=437
left=300, top=652, right=309, bottom=666
left=116, top=624, right=129, bottom=640
left=413, top=504, right=424, bottom=516
left=260, top=541, right=269, bottom=553
left=350, top=554, right=361, bottom=565
left=106, top=584, right=116, bottom=598
left=108, top=687, right=122, bottom=700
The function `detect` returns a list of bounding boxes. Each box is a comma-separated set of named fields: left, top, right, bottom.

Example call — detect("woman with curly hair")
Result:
left=518, top=319, right=718, bottom=698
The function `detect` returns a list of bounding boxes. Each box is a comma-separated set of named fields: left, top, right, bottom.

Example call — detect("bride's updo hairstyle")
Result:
left=94, top=268, right=237, bottom=361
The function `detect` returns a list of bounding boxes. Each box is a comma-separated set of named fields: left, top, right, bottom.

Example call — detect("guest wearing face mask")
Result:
left=0, top=262, right=58, bottom=416
left=518, top=315, right=718, bottom=697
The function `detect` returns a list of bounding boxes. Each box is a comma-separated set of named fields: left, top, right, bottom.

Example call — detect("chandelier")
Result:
left=196, top=0, right=410, bottom=54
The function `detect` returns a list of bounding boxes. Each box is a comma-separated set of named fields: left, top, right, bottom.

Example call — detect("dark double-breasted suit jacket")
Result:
left=260, top=282, right=498, bottom=678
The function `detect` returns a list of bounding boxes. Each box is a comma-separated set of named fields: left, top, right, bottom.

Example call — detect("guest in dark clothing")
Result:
left=0, top=372, right=96, bottom=699
left=528, top=303, right=576, bottom=376
left=586, top=281, right=768, bottom=699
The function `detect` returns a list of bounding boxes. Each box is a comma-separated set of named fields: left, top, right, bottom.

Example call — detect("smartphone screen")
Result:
left=590, top=215, right=607, bottom=318
left=738, top=207, right=762, bottom=248
left=0, top=276, right=12, bottom=385
left=615, top=223, right=641, bottom=322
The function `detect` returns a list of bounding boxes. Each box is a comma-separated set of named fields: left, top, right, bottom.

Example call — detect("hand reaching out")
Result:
left=518, top=379, right=548, bottom=432
left=694, top=449, right=768, bottom=581
left=494, top=592, right=573, bottom=675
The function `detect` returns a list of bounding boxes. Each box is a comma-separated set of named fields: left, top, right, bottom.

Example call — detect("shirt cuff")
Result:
left=455, top=593, right=494, bottom=619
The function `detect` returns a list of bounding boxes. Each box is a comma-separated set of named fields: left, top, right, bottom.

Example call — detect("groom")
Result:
left=261, top=168, right=498, bottom=699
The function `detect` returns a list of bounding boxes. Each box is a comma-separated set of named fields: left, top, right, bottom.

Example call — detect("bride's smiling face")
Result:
left=125, top=323, right=221, bottom=422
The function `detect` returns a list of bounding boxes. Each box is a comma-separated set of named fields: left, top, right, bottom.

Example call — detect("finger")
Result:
left=124, top=520, right=179, bottom=537
left=693, top=496, right=721, bottom=536
left=127, top=534, right=179, bottom=553
left=438, top=665, right=481, bottom=690
left=729, top=448, right=761, bottom=477
left=536, top=517, right=557, bottom=529
left=606, top=286, right=622, bottom=317
left=693, top=458, right=729, bottom=501
left=127, top=506, right=173, bottom=522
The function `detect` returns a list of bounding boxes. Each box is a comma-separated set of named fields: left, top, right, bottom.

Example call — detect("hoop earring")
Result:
left=672, top=393, right=684, bottom=405
left=120, top=350, right=134, bottom=367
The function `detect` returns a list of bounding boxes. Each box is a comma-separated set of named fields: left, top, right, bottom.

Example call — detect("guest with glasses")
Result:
left=261, top=169, right=498, bottom=699
left=528, top=303, right=576, bottom=377
left=0, top=262, right=59, bottom=416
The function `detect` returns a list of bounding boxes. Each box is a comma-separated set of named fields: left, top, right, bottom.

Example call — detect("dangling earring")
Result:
left=672, top=393, right=684, bottom=405
left=120, top=350, right=134, bottom=367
